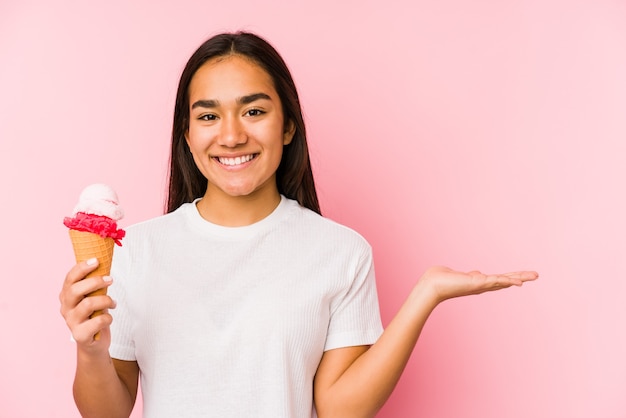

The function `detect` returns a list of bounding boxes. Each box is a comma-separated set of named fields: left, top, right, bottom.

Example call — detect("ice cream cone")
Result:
left=69, top=229, right=115, bottom=340
left=65, top=184, right=125, bottom=341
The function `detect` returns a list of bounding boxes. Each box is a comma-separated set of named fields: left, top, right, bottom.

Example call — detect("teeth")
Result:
left=217, top=154, right=254, bottom=166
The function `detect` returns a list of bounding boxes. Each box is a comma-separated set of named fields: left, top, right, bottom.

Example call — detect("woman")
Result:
left=60, top=32, right=537, bottom=418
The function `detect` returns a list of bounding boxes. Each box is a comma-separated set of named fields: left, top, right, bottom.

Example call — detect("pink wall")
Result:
left=1, top=0, right=625, bottom=417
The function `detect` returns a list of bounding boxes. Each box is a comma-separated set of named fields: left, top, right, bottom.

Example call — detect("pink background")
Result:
left=1, top=0, right=625, bottom=417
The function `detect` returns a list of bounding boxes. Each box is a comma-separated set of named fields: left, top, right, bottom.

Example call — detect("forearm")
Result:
left=320, top=281, right=439, bottom=418
left=73, top=349, right=134, bottom=418
left=316, top=267, right=538, bottom=417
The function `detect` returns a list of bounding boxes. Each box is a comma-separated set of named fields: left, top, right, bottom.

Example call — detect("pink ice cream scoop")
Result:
left=63, top=183, right=125, bottom=245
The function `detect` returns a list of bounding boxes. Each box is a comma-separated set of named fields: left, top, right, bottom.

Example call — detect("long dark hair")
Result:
left=166, top=32, right=320, bottom=215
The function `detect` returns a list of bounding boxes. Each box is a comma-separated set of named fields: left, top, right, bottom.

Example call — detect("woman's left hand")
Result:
left=418, top=266, right=538, bottom=304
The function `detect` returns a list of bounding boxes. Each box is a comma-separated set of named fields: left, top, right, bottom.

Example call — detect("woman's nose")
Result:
left=218, top=116, right=247, bottom=147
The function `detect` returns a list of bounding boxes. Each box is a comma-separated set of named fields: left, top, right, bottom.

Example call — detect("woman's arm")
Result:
left=60, top=260, right=139, bottom=418
left=73, top=354, right=139, bottom=418
left=313, top=267, right=538, bottom=418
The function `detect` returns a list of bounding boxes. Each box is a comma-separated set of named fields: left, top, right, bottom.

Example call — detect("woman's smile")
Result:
left=214, top=153, right=259, bottom=168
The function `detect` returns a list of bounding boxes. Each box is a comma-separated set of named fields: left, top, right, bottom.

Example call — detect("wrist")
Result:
left=408, top=279, right=441, bottom=313
left=76, top=344, right=111, bottom=365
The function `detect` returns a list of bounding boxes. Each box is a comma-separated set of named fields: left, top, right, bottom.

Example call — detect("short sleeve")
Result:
left=324, top=245, right=383, bottom=351
left=108, top=243, right=136, bottom=361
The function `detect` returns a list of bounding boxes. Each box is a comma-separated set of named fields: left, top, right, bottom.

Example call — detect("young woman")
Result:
left=59, top=32, right=537, bottom=418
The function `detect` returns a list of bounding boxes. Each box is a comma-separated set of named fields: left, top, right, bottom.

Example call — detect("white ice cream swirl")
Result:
left=72, top=183, right=124, bottom=220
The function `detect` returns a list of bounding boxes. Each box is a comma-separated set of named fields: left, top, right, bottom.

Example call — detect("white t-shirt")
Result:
left=109, top=196, right=383, bottom=417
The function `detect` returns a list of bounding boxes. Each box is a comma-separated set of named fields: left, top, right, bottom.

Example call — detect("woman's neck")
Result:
left=195, top=188, right=281, bottom=227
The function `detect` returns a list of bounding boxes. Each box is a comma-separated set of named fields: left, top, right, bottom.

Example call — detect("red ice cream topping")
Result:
left=63, top=212, right=126, bottom=246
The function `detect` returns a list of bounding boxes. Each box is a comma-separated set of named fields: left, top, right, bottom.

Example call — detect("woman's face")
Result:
left=186, top=55, right=294, bottom=202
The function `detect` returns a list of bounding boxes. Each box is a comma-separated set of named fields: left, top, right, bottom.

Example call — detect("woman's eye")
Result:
left=199, top=114, right=217, bottom=121
left=246, top=109, right=264, bottom=117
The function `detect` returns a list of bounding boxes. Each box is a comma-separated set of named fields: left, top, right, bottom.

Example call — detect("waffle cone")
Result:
left=68, top=229, right=115, bottom=332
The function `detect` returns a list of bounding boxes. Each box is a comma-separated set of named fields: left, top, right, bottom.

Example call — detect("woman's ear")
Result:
left=283, top=120, right=296, bottom=145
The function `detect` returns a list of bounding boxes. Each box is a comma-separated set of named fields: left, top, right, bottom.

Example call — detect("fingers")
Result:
left=60, top=258, right=101, bottom=306
left=64, top=294, right=116, bottom=344
left=59, top=259, right=117, bottom=345
left=75, top=293, right=117, bottom=319
left=70, top=309, right=114, bottom=344
left=59, top=274, right=114, bottom=317
left=62, top=291, right=116, bottom=326
left=468, top=270, right=538, bottom=283
left=502, top=271, right=539, bottom=281
left=60, top=258, right=110, bottom=301
left=465, top=270, right=538, bottom=292
left=467, top=271, right=515, bottom=289
left=488, top=271, right=538, bottom=289
left=64, top=258, right=100, bottom=286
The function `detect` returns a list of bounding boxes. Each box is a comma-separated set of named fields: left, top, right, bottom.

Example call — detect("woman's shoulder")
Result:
left=286, top=199, right=371, bottom=250
left=122, top=201, right=193, bottom=237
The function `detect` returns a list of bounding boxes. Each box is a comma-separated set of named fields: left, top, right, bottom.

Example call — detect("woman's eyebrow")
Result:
left=191, top=99, right=218, bottom=109
left=191, top=93, right=271, bottom=110
left=238, top=92, right=271, bottom=105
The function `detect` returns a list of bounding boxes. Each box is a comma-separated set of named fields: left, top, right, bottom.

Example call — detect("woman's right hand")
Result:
left=59, top=258, right=116, bottom=350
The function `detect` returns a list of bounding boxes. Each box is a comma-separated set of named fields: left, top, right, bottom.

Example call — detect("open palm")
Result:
left=420, top=266, right=538, bottom=303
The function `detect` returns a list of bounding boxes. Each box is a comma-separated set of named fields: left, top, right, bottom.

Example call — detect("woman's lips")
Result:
left=214, top=153, right=258, bottom=167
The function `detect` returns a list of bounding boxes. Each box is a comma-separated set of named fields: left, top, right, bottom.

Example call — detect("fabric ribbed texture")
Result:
left=109, top=196, right=383, bottom=418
